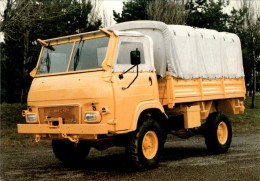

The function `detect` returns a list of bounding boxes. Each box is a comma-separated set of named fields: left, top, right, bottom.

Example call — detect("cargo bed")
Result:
left=158, top=76, right=245, bottom=107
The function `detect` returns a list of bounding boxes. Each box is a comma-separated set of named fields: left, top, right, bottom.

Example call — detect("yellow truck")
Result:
left=18, top=21, right=245, bottom=169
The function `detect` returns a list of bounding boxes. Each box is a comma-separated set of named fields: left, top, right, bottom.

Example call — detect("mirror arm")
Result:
left=118, top=64, right=136, bottom=80
left=123, top=64, right=136, bottom=74
left=122, top=64, right=139, bottom=90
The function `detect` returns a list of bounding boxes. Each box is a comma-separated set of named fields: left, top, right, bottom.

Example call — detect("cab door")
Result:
left=112, top=36, right=155, bottom=131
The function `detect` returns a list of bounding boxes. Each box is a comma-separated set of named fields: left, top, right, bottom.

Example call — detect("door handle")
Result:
left=149, top=77, right=152, bottom=86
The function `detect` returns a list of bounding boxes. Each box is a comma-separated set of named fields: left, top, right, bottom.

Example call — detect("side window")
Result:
left=117, top=42, right=145, bottom=64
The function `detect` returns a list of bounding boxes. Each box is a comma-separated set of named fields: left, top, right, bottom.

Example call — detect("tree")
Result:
left=185, top=0, right=230, bottom=31
left=1, top=0, right=102, bottom=103
left=147, top=0, right=187, bottom=25
left=113, top=0, right=149, bottom=23
left=113, top=0, right=187, bottom=25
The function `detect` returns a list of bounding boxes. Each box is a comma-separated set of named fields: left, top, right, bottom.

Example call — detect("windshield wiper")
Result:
left=73, top=48, right=80, bottom=71
left=46, top=52, right=51, bottom=73
left=46, top=45, right=55, bottom=51
left=73, top=39, right=84, bottom=71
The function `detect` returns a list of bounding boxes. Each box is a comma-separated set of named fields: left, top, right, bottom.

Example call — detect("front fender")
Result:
left=130, top=100, right=166, bottom=131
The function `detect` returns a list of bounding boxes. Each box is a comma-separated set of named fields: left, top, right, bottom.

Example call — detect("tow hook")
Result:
left=35, top=134, right=41, bottom=142
left=58, top=128, right=79, bottom=144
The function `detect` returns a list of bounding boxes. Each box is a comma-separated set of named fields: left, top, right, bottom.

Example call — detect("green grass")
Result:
left=0, top=96, right=259, bottom=147
left=229, top=96, right=260, bottom=133
left=0, top=103, right=34, bottom=147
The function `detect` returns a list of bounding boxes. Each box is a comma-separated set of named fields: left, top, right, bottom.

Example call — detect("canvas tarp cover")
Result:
left=107, top=21, right=244, bottom=79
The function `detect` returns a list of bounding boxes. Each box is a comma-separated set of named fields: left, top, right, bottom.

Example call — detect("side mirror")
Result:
left=30, top=67, right=37, bottom=78
left=130, top=49, right=141, bottom=65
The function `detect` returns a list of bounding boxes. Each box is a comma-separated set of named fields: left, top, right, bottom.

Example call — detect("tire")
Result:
left=125, top=117, right=164, bottom=170
left=52, top=140, right=91, bottom=165
left=204, top=112, right=232, bottom=154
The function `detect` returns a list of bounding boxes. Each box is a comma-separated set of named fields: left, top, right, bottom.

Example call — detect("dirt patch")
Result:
left=1, top=132, right=260, bottom=181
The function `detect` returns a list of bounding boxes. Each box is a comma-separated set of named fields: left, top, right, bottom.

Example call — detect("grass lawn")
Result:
left=1, top=96, right=259, bottom=147
left=0, top=103, right=34, bottom=147
left=229, top=95, right=260, bottom=132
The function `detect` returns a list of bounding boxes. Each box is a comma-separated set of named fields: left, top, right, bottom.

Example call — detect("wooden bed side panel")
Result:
left=158, top=76, right=245, bottom=106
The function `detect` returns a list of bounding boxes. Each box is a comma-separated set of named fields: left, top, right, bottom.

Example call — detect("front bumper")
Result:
left=17, top=123, right=109, bottom=135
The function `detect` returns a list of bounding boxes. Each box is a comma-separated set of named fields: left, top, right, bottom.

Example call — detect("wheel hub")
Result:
left=142, top=131, right=158, bottom=159
left=217, top=121, right=228, bottom=144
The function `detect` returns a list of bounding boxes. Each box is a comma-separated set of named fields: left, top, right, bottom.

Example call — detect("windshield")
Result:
left=37, top=36, right=109, bottom=75
left=37, top=43, right=73, bottom=75
left=69, top=37, right=109, bottom=71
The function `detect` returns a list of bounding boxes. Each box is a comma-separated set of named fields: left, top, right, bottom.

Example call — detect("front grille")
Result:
left=38, top=106, right=80, bottom=124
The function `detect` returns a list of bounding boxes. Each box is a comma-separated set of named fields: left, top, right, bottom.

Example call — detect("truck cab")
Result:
left=19, top=28, right=163, bottom=135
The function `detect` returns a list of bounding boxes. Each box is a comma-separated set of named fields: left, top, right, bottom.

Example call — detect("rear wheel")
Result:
left=204, top=112, right=232, bottom=154
left=126, top=117, right=164, bottom=170
left=52, top=140, right=90, bottom=165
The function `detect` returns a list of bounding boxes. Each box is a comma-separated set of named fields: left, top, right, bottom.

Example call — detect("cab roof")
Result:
left=43, top=29, right=144, bottom=43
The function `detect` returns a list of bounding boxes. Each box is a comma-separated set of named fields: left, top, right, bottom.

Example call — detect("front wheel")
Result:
left=52, top=140, right=91, bottom=165
left=125, top=117, right=164, bottom=170
left=204, top=112, right=232, bottom=154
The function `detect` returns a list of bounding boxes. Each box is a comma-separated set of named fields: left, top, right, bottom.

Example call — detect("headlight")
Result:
left=84, top=111, right=101, bottom=123
left=26, top=113, right=37, bottom=123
